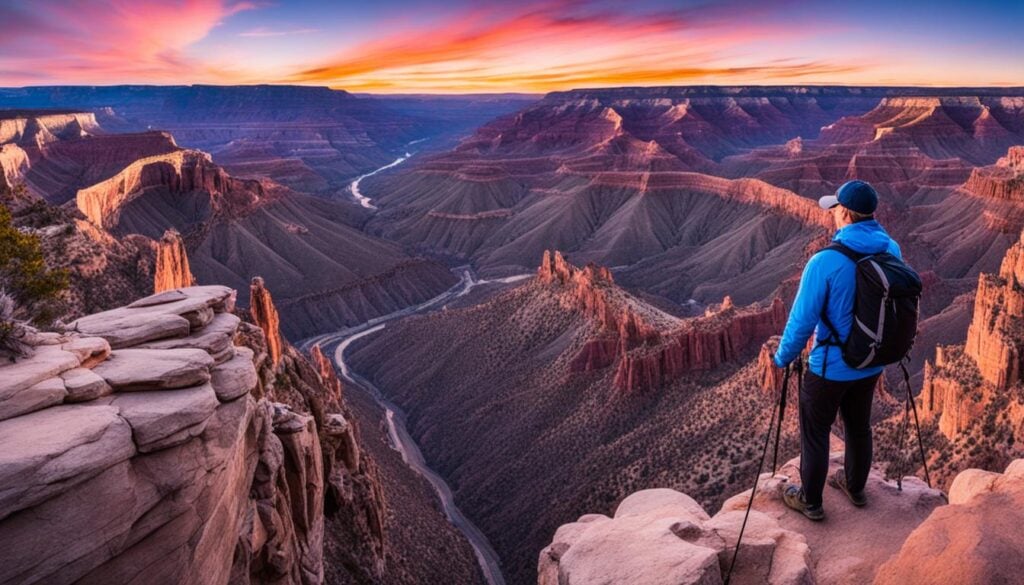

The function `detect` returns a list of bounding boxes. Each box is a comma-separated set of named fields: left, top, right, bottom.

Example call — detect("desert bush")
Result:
left=0, top=200, right=68, bottom=325
left=0, top=290, right=31, bottom=360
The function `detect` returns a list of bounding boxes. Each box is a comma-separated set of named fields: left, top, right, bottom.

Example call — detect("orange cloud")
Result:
left=0, top=0, right=255, bottom=85
left=289, top=2, right=863, bottom=92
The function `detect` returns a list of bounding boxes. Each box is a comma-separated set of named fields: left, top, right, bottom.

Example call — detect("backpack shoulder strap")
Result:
left=817, top=242, right=866, bottom=263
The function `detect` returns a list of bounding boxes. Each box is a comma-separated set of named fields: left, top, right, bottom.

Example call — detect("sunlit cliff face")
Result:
left=0, top=0, right=1020, bottom=91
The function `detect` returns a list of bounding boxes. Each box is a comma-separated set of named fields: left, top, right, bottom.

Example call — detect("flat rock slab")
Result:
left=1, top=345, right=80, bottom=395
left=128, top=285, right=233, bottom=311
left=70, top=312, right=190, bottom=349
left=209, top=347, right=258, bottom=402
left=0, top=346, right=78, bottom=421
left=137, top=313, right=240, bottom=358
left=107, top=384, right=219, bottom=452
left=0, top=404, right=135, bottom=521
left=69, top=286, right=234, bottom=349
left=61, top=368, right=113, bottom=402
left=93, top=348, right=213, bottom=392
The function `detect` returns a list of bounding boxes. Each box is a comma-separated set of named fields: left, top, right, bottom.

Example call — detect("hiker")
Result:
left=771, top=180, right=913, bottom=521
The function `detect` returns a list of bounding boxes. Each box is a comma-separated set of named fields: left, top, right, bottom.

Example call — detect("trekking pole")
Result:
left=893, top=389, right=910, bottom=491
left=724, top=364, right=790, bottom=585
left=772, top=356, right=801, bottom=473
left=901, top=360, right=932, bottom=488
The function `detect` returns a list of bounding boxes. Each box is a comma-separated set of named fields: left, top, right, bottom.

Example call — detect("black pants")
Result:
left=799, top=370, right=878, bottom=507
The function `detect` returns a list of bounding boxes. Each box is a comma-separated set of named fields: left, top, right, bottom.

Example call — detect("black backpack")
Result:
left=817, top=242, right=922, bottom=372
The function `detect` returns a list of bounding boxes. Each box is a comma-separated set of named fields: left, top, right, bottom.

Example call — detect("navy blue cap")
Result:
left=818, top=180, right=878, bottom=214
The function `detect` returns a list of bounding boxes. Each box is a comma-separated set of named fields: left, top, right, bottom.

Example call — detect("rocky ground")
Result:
left=541, top=450, right=1024, bottom=585
left=0, top=282, right=483, bottom=585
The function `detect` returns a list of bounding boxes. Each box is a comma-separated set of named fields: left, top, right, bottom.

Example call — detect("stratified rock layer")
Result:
left=539, top=250, right=785, bottom=393
left=0, top=285, right=387, bottom=585
left=920, top=228, right=1024, bottom=471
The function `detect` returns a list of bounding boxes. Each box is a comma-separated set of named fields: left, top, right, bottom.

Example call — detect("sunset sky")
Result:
left=1, top=0, right=1021, bottom=93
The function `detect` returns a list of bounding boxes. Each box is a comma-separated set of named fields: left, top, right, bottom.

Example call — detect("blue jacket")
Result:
left=773, top=220, right=902, bottom=380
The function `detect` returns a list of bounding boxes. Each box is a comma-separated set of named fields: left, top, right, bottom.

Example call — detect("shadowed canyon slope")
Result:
left=362, top=87, right=1024, bottom=312
left=0, top=109, right=458, bottom=339
left=347, top=252, right=794, bottom=584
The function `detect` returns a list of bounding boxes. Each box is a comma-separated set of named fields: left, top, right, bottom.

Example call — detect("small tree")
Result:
left=0, top=197, right=68, bottom=326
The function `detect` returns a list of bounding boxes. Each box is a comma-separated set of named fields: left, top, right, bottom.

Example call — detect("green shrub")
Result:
left=0, top=196, right=68, bottom=325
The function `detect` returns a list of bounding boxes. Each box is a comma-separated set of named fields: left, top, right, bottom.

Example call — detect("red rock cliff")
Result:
left=250, top=276, right=285, bottom=368
left=613, top=296, right=786, bottom=394
left=964, top=146, right=1024, bottom=201
left=540, top=250, right=785, bottom=394
left=921, top=228, right=1024, bottom=444
left=153, top=229, right=196, bottom=293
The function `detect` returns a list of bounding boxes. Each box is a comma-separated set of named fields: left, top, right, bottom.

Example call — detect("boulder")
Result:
left=92, top=348, right=213, bottom=392
left=60, top=337, right=111, bottom=368
left=61, top=368, right=112, bottom=402
left=874, top=459, right=1024, bottom=585
left=107, top=384, right=220, bottom=452
left=539, top=487, right=810, bottom=585
left=0, top=404, right=135, bottom=521
left=70, top=312, right=190, bottom=349
left=209, top=346, right=258, bottom=402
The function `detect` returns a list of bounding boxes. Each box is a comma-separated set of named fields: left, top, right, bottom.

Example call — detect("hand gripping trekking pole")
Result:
left=724, top=362, right=793, bottom=585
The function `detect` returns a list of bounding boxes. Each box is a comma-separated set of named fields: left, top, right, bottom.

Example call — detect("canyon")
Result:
left=4, top=84, right=1024, bottom=585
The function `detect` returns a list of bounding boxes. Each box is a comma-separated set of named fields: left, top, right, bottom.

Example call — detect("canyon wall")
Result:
left=918, top=228, right=1024, bottom=486
left=0, top=111, right=99, bottom=146
left=0, top=284, right=387, bottom=584
left=539, top=250, right=785, bottom=394
left=964, top=145, right=1024, bottom=201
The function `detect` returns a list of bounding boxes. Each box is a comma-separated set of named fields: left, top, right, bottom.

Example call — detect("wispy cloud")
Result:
left=0, top=0, right=256, bottom=85
left=239, top=26, right=319, bottom=37
left=288, top=1, right=862, bottom=92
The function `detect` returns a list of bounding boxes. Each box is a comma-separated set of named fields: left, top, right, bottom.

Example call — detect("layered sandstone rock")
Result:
left=542, top=452, right=947, bottom=585
left=964, top=146, right=1024, bottom=201
left=250, top=276, right=285, bottom=368
left=540, top=250, right=785, bottom=393
left=0, top=111, right=98, bottom=146
left=75, top=149, right=267, bottom=235
left=613, top=296, right=785, bottom=394
left=0, top=285, right=387, bottom=585
left=921, top=229, right=1024, bottom=441
left=154, top=229, right=196, bottom=293
left=241, top=278, right=387, bottom=582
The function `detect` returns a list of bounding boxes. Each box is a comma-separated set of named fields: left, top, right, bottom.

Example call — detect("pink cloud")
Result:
left=0, top=0, right=255, bottom=85
left=288, top=2, right=859, bottom=92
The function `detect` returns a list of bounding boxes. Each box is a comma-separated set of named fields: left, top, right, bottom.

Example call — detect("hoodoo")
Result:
left=153, top=229, right=196, bottom=293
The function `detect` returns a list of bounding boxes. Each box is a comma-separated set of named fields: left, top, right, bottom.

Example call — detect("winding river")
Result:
left=300, top=267, right=530, bottom=585
left=348, top=138, right=428, bottom=209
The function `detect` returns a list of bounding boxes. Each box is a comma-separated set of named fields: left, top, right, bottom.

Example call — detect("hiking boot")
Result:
left=829, top=469, right=868, bottom=507
left=783, top=485, right=825, bottom=521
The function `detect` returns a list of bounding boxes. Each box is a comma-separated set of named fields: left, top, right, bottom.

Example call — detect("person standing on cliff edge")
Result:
left=771, top=180, right=906, bottom=521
